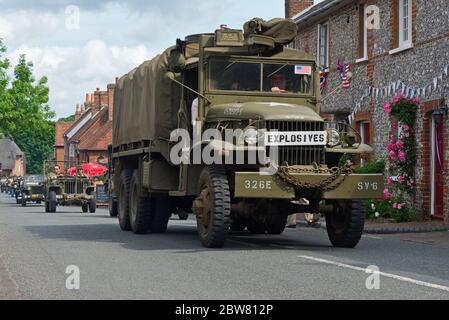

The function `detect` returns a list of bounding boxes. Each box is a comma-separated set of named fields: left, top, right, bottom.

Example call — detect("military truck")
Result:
left=19, top=175, right=45, bottom=207
left=43, top=161, right=97, bottom=213
left=111, top=18, right=384, bottom=248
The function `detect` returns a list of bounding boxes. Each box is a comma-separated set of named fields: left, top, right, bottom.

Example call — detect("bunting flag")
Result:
left=320, top=67, right=330, bottom=92
left=345, top=62, right=449, bottom=124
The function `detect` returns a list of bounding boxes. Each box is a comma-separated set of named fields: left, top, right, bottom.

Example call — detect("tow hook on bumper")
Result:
left=234, top=172, right=384, bottom=200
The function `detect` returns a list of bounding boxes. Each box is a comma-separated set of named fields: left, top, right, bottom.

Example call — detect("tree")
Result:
left=0, top=40, right=56, bottom=174
left=0, top=38, right=14, bottom=134
left=8, top=55, right=55, bottom=174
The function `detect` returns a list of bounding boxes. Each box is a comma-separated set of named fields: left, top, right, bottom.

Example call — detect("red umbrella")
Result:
left=67, top=167, right=77, bottom=176
left=81, top=163, right=107, bottom=177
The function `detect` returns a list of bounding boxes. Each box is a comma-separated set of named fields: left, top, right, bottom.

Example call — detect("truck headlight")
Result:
left=244, top=128, right=259, bottom=145
left=327, top=129, right=341, bottom=147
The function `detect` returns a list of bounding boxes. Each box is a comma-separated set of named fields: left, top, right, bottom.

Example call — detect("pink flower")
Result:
left=412, top=97, right=420, bottom=104
left=397, top=204, right=404, bottom=210
left=383, top=188, right=392, bottom=200
left=398, top=175, right=406, bottom=184
left=399, top=151, right=406, bottom=163
left=387, top=178, right=394, bottom=185
left=384, top=102, right=392, bottom=114
left=391, top=122, right=398, bottom=131
left=393, top=93, right=405, bottom=103
left=396, top=141, right=404, bottom=150
left=389, top=151, right=397, bottom=160
left=387, top=141, right=397, bottom=152
left=392, top=203, right=398, bottom=209
left=402, top=124, right=410, bottom=132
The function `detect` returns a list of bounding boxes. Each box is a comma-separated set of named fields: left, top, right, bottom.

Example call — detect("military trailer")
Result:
left=43, top=161, right=97, bottom=213
left=111, top=18, right=384, bottom=248
left=19, top=175, right=45, bottom=207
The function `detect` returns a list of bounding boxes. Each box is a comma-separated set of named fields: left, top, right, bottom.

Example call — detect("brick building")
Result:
left=0, top=138, right=26, bottom=177
left=54, top=84, right=115, bottom=169
left=287, top=0, right=449, bottom=223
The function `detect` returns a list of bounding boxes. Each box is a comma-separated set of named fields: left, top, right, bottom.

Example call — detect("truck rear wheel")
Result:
left=118, top=169, right=132, bottom=231
left=246, top=218, right=266, bottom=234
left=109, top=198, right=118, bottom=217
left=149, top=197, right=170, bottom=234
left=195, top=167, right=231, bottom=248
left=129, top=170, right=152, bottom=234
left=326, top=200, right=365, bottom=248
left=230, top=216, right=247, bottom=232
left=266, top=216, right=288, bottom=235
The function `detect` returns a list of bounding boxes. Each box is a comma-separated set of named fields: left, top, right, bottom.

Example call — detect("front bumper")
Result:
left=234, top=172, right=384, bottom=200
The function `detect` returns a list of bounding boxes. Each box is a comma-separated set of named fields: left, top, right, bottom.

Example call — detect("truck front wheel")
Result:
left=118, top=169, right=132, bottom=231
left=194, top=167, right=231, bottom=248
left=326, top=200, right=365, bottom=248
left=129, top=170, right=152, bottom=234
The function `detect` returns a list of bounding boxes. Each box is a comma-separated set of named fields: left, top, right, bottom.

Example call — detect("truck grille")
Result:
left=64, top=180, right=84, bottom=194
left=266, top=121, right=325, bottom=166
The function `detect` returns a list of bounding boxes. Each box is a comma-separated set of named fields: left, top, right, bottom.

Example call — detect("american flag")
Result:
left=295, top=65, right=312, bottom=75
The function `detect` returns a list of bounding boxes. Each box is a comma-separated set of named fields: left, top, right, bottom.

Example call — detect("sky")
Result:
left=0, top=0, right=313, bottom=118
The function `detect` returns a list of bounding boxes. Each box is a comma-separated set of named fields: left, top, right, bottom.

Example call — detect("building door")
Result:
left=431, top=117, right=444, bottom=219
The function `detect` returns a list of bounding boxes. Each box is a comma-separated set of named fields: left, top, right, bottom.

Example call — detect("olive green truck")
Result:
left=111, top=18, right=384, bottom=248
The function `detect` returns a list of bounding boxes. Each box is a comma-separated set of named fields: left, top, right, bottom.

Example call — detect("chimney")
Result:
left=285, top=0, right=314, bottom=18
left=75, top=104, right=81, bottom=121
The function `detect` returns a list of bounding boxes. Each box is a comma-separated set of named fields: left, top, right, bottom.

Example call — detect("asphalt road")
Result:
left=1, top=193, right=449, bottom=300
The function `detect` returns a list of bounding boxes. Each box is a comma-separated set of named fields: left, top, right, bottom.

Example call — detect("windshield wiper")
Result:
left=266, top=64, right=288, bottom=78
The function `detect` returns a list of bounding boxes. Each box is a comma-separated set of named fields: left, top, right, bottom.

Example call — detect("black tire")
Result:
left=246, top=218, right=266, bottom=234
left=109, top=198, right=118, bottom=217
left=196, top=166, right=231, bottom=248
left=21, top=196, right=27, bottom=207
left=118, top=169, right=132, bottom=231
left=326, top=200, right=365, bottom=248
left=230, top=216, right=247, bottom=232
left=266, top=216, right=288, bottom=235
left=129, top=170, right=152, bottom=234
left=149, top=197, right=170, bottom=234
left=45, top=200, right=49, bottom=213
left=89, top=197, right=96, bottom=213
left=82, top=203, right=88, bottom=213
left=48, top=191, right=57, bottom=213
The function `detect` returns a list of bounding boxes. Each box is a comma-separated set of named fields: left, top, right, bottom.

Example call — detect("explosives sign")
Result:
left=264, top=131, right=327, bottom=146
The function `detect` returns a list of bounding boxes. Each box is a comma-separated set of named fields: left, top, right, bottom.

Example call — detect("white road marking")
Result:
left=362, top=235, right=383, bottom=240
left=298, top=255, right=449, bottom=293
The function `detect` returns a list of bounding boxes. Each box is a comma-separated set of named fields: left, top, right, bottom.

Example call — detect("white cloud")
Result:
left=1, top=0, right=284, bottom=117
left=7, top=42, right=156, bottom=117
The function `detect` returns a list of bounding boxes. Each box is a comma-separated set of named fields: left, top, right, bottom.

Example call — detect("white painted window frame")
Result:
left=430, top=117, right=436, bottom=216
left=356, top=3, right=368, bottom=63
left=399, top=0, right=412, bottom=46
left=317, top=22, right=329, bottom=68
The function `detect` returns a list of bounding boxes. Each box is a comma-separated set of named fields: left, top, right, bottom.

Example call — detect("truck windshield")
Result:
left=208, top=59, right=313, bottom=95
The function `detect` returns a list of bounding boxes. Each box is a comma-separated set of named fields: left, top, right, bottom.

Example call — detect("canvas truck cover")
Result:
left=243, top=18, right=298, bottom=46
left=113, top=47, right=180, bottom=146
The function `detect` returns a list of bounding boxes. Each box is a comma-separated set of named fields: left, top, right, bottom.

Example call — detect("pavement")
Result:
left=1, top=192, right=449, bottom=300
